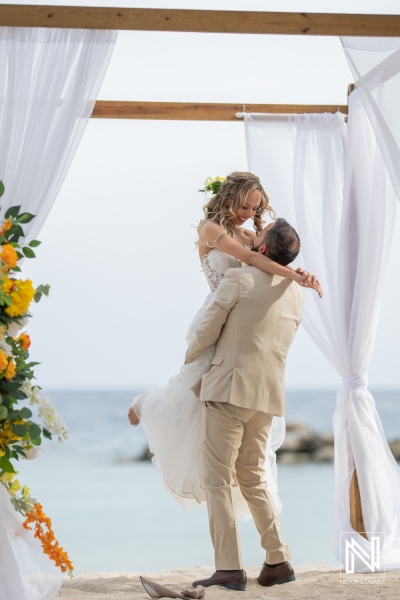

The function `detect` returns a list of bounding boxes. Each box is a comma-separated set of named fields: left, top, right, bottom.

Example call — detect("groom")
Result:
left=185, top=218, right=303, bottom=590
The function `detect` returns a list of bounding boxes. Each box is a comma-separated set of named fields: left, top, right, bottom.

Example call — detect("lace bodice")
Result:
left=201, top=248, right=242, bottom=292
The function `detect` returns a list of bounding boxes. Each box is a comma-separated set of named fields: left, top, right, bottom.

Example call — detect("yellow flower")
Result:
left=9, top=479, right=21, bottom=495
left=5, top=279, right=35, bottom=318
left=0, top=324, right=7, bottom=341
left=0, top=421, right=23, bottom=444
left=0, top=348, right=8, bottom=372
left=0, top=219, right=12, bottom=237
left=0, top=447, right=5, bottom=457
left=22, top=485, right=30, bottom=499
left=0, top=471, right=17, bottom=483
left=1, top=276, right=14, bottom=294
left=0, top=244, right=18, bottom=269
left=5, top=359, right=16, bottom=380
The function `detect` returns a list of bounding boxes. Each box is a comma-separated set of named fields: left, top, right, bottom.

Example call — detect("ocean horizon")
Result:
left=14, top=388, right=400, bottom=574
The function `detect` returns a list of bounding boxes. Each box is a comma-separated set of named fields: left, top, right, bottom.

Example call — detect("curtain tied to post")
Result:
left=342, top=374, right=368, bottom=391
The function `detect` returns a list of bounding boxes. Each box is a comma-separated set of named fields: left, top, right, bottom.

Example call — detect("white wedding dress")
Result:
left=133, top=248, right=286, bottom=520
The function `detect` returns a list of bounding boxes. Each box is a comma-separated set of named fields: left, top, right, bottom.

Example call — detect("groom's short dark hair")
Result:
left=263, top=219, right=300, bottom=266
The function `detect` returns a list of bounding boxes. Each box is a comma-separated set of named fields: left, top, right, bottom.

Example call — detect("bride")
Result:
left=128, top=172, right=321, bottom=518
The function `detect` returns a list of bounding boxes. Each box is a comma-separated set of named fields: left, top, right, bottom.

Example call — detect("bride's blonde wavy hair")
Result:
left=197, top=172, right=275, bottom=241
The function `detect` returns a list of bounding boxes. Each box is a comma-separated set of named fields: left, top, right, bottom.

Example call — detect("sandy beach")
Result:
left=61, top=563, right=399, bottom=599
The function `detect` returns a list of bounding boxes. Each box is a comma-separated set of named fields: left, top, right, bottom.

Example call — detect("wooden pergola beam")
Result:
left=0, top=5, right=400, bottom=36
left=92, top=101, right=348, bottom=120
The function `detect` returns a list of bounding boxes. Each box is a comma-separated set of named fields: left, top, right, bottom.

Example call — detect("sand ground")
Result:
left=61, top=563, right=399, bottom=600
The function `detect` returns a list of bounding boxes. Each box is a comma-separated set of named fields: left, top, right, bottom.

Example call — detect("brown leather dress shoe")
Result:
left=257, top=561, right=296, bottom=587
left=192, top=570, right=247, bottom=591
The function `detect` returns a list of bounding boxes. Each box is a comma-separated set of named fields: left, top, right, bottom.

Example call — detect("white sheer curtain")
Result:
left=0, top=27, right=117, bottom=240
left=0, top=26, right=117, bottom=600
left=341, top=37, right=400, bottom=204
left=244, top=91, right=400, bottom=571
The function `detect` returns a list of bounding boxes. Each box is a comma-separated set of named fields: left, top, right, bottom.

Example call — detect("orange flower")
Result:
left=23, top=503, right=74, bottom=573
left=0, top=219, right=12, bottom=237
left=5, top=359, right=16, bottom=380
left=16, top=333, right=31, bottom=351
left=0, top=349, right=8, bottom=373
left=0, top=244, right=18, bottom=269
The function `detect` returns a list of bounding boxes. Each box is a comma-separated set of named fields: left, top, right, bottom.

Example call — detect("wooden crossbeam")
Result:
left=0, top=5, right=399, bottom=36
left=91, top=101, right=348, bottom=120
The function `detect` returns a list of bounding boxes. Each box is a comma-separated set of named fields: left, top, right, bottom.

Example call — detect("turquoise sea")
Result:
left=15, top=389, right=400, bottom=574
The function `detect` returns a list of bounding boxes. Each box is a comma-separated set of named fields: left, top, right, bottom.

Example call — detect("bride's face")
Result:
left=233, top=189, right=262, bottom=226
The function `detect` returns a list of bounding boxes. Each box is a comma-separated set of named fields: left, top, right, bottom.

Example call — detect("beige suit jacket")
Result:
left=186, top=266, right=303, bottom=416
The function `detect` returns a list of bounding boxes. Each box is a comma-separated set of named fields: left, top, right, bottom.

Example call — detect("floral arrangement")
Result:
left=23, top=502, right=74, bottom=573
left=198, top=176, right=226, bottom=196
left=0, top=180, right=73, bottom=574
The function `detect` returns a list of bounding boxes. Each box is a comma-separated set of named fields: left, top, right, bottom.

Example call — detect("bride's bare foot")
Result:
left=128, top=406, right=140, bottom=426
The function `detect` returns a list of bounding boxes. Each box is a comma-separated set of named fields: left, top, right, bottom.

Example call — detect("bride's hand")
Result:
left=295, top=268, right=323, bottom=298
left=128, top=406, right=140, bottom=427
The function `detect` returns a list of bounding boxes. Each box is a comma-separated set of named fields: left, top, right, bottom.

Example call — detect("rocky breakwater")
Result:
left=135, top=421, right=400, bottom=464
left=277, top=422, right=400, bottom=464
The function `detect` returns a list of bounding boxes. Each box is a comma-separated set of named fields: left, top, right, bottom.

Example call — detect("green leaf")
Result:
left=5, top=382, right=23, bottom=393
left=30, top=436, right=42, bottom=446
left=19, top=407, right=32, bottom=419
left=0, top=396, right=11, bottom=409
left=42, top=428, right=52, bottom=440
left=29, top=240, right=41, bottom=247
left=0, top=457, right=15, bottom=473
left=0, top=181, right=4, bottom=197
left=9, top=224, right=25, bottom=238
left=22, top=247, right=35, bottom=259
left=11, top=266, right=21, bottom=272
left=34, top=292, right=41, bottom=303
left=29, top=423, right=41, bottom=439
left=0, top=405, right=8, bottom=419
left=10, top=424, right=26, bottom=437
left=12, top=390, right=28, bottom=400
left=4, top=206, right=21, bottom=219
left=35, top=284, right=50, bottom=296
left=17, top=213, right=35, bottom=224
left=13, top=445, right=26, bottom=457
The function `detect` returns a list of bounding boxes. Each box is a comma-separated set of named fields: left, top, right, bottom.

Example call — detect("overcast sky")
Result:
left=4, top=0, right=400, bottom=394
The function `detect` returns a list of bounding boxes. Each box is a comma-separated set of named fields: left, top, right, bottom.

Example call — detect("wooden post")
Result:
left=347, top=80, right=366, bottom=538
left=349, top=470, right=367, bottom=539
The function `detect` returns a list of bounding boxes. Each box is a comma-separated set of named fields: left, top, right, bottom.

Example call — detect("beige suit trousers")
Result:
left=202, top=401, right=291, bottom=570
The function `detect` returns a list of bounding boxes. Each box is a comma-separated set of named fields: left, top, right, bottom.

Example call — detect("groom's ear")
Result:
left=258, top=243, right=268, bottom=255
